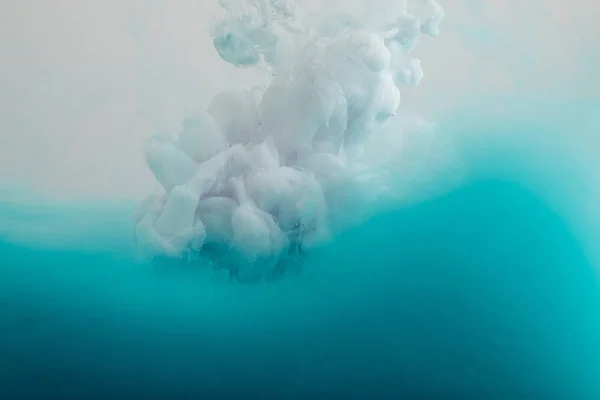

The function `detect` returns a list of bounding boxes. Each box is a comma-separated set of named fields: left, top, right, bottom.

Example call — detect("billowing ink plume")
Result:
left=134, top=0, right=446, bottom=282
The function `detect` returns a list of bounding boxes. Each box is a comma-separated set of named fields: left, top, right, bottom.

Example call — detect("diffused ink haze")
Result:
left=1, top=0, right=600, bottom=398
left=0, top=0, right=596, bottom=200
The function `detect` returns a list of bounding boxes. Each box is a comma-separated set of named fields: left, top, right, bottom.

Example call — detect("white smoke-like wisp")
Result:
left=134, top=0, right=452, bottom=282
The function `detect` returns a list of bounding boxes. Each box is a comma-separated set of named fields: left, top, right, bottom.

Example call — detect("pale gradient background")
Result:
left=0, top=3, right=599, bottom=397
left=0, top=0, right=598, bottom=200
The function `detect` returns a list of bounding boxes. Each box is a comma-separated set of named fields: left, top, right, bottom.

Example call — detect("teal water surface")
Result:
left=1, top=178, right=599, bottom=398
